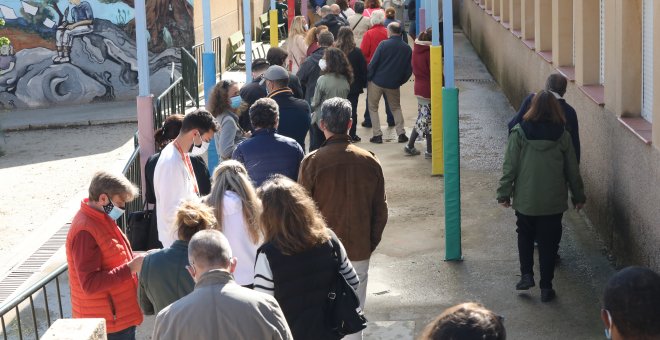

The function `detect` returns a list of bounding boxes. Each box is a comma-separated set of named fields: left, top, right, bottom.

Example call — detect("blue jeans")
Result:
left=107, top=326, right=136, bottom=340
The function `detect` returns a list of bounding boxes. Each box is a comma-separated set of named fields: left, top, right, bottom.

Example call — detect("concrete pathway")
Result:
left=0, top=32, right=615, bottom=340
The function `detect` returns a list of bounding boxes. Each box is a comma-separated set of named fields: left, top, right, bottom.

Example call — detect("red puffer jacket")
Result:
left=412, top=40, right=431, bottom=98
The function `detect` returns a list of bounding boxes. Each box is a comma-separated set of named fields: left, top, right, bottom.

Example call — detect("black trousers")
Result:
left=515, top=211, right=563, bottom=289
left=348, top=92, right=360, bottom=137
left=309, top=123, right=325, bottom=152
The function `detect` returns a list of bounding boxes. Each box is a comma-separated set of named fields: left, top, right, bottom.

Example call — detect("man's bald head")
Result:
left=388, top=21, right=402, bottom=36
left=330, top=4, right=341, bottom=15
left=320, top=5, right=332, bottom=17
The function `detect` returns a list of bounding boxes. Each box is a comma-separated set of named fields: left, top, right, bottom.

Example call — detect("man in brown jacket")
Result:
left=298, top=97, right=388, bottom=338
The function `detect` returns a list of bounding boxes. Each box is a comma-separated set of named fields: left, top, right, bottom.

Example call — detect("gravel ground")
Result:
left=0, top=123, right=137, bottom=276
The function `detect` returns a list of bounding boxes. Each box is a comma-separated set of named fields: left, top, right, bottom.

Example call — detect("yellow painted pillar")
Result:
left=574, top=0, right=600, bottom=85
left=535, top=0, right=552, bottom=51
left=431, top=45, right=444, bottom=175
left=521, top=0, right=535, bottom=40
left=510, top=0, right=521, bottom=31
left=552, top=0, right=573, bottom=66
left=270, top=9, right=279, bottom=46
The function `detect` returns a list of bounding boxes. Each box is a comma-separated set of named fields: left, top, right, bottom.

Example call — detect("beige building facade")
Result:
left=461, top=0, right=660, bottom=270
left=192, top=0, right=269, bottom=70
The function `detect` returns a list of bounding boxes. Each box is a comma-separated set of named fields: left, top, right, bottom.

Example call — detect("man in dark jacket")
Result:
left=315, top=5, right=347, bottom=39
left=297, top=30, right=334, bottom=104
left=239, top=58, right=270, bottom=132
left=508, top=73, right=581, bottom=162
left=266, top=47, right=304, bottom=100
left=263, top=65, right=312, bottom=150
left=366, top=22, right=413, bottom=143
left=232, top=97, right=304, bottom=186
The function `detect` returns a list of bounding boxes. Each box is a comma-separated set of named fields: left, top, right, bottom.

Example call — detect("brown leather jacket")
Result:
left=298, top=134, right=388, bottom=261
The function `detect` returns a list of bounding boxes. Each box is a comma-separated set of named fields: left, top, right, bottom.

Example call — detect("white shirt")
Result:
left=154, top=143, right=198, bottom=248
left=221, top=191, right=262, bottom=286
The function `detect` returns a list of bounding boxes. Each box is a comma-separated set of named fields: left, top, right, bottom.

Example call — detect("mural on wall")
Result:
left=0, top=0, right=194, bottom=109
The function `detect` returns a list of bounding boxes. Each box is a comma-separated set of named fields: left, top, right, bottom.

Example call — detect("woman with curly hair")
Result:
left=309, top=47, right=353, bottom=150
left=207, top=80, right=249, bottom=162
left=253, top=175, right=358, bottom=340
left=305, top=25, right=328, bottom=57
left=204, top=160, right=262, bottom=287
left=335, top=27, right=367, bottom=142
left=285, top=16, right=308, bottom=74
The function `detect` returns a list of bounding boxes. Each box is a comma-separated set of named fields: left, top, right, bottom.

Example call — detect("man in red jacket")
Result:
left=65, top=171, right=146, bottom=339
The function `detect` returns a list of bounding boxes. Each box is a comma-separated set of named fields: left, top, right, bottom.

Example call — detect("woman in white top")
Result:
left=204, top=160, right=262, bottom=287
left=285, top=16, right=309, bottom=74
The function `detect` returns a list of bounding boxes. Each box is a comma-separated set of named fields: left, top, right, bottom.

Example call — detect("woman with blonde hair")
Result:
left=253, top=175, right=358, bottom=339
left=138, top=201, right=217, bottom=315
left=305, top=25, right=328, bottom=57
left=285, top=16, right=309, bottom=74
left=204, top=160, right=262, bottom=287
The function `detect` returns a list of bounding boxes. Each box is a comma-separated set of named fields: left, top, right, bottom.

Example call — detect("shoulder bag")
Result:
left=325, top=238, right=368, bottom=337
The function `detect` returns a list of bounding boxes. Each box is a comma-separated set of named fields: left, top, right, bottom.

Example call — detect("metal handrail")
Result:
left=0, top=264, right=69, bottom=340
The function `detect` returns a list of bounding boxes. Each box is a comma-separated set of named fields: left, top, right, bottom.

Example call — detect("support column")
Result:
left=604, top=0, right=642, bottom=116
left=552, top=0, right=573, bottom=66
left=535, top=0, right=552, bottom=51
left=521, top=0, right=535, bottom=40
left=574, top=0, right=600, bottom=85
left=493, top=0, right=501, bottom=16
left=501, top=0, right=510, bottom=24
left=510, top=0, right=521, bottom=31
left=654, top=0, right=660, bottom=148
left=135, top=0, right=154, bottom=192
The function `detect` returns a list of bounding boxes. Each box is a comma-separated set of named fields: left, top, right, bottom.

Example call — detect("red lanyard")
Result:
left=173, top=141, right=199, bottom=195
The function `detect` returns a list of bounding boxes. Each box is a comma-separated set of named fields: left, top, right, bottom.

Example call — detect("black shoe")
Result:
left=351, top=135, right=362, bottom=142
left=387, top=121, right=396, bottom=127
left=516, top=274, right=535, bottom=290
left=361, top=121, right=372, bottom=128
left=370, top=135, right=383, bottom=144
left=398, top=133, right=409, bottom=143
left=541, top=289, right=556, bottom=302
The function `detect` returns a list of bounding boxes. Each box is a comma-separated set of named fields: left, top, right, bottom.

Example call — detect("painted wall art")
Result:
left=0, top=0, right=194, bottom=109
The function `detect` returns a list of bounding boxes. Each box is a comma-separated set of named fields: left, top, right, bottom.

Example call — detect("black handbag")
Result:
left=127, top=202, right=162, bottom=251
left=325, top=238, right=368, bottom=337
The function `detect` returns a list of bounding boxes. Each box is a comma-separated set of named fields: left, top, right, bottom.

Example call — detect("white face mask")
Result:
left=319, top=58, right=327, bottom=71
left=303, top=24, right=309, bottom=30
left=604, top=310, right=613, bottom=339
left=189, top=131, right=210, bottom=156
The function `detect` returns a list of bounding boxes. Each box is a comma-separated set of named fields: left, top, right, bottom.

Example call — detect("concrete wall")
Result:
left=459, top=0, right=660, bottom=270
left=193, top=0, right=267, bottom=71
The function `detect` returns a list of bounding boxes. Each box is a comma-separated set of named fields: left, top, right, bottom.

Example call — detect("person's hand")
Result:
left=243, top=131, right=252, bottom=138
left=498, top=199, right=511, bottom=208
left=128, top=253, right=146, bottom=274
left=575, top=202, right=584, bottom=211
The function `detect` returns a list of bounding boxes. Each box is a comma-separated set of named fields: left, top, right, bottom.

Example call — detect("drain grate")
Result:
left=0, top=223, right=70, bottom=304
left=456, top=78, right=496, bottom=83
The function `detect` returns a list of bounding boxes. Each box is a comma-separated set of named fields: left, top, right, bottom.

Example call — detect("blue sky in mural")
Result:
left=0, top=0, right=135, bottom=24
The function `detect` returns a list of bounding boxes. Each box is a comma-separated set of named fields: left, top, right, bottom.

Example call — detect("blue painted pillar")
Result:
left=244, top=0, right=253, bottom=83
left=202, top=0, right=219, bottom=173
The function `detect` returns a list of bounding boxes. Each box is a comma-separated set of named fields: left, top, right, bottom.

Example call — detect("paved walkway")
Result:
left=0, top=32, right=615, bottom=339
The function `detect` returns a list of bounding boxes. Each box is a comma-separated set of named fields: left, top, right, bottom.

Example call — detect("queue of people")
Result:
left=62, top=1, right=660, bottom=340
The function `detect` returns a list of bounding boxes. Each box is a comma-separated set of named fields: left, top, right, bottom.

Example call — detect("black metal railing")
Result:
left=153, top=77, right=187, bottom=131
left=117, top=147, right=142, bottom=233
left=181, top=48, right=200, bottom=109
left=0, top=264, right=69, bottom=340
left=192, top=36, right=222, bottom=86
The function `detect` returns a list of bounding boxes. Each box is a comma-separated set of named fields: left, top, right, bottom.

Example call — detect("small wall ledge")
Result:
left=579, top=85, right=605, bottom=106
left=618, top=117, right=653, bottom=145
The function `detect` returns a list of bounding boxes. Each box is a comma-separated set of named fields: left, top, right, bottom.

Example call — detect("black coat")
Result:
left=508, top=93, right=581, bottom=162
left=297, top=47, right=326, bottom=104
left=315, top=14, right=348, bottom=39
left=347, top=47, right=368, bottom=96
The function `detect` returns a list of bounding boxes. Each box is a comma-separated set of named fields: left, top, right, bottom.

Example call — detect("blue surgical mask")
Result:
left=103, top=195, right=125, bottom=220
left=604, top=310, right=613, bottom=339
left=230, top=95, right=242, bottom=109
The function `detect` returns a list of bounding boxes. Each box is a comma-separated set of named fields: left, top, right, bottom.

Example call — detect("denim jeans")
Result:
left=107, top=326, right=136, bottom=340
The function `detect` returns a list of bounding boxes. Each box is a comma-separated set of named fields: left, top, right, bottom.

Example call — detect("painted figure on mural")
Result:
left=54, top=0, right=94, bottom=64
left=0, top=43, right=15, bottom=75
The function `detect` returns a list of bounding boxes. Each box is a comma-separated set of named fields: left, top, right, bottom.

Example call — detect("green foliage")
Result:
left=0, top=18, right=5, bottom=26
left=0, top=17, right=7, bottom=48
